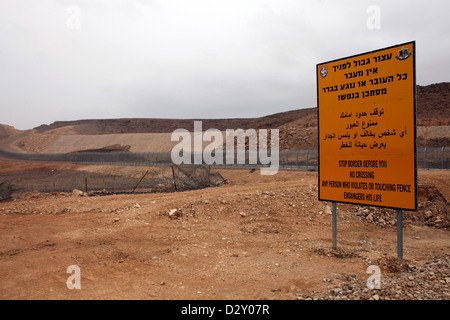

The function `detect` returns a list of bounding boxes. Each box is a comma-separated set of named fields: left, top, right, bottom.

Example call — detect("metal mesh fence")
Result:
left=0, top=149, right=317, bottom=168
left=0, top=147, right=448, bottom=197
left=417, top=147, right=449, bottom=170
left=0, top=148, right=448, bottom=170
left=0, top=164, right=226, bottom=195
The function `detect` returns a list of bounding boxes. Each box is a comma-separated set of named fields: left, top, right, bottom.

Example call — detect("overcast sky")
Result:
left=1, top=0, right=449, bottom=130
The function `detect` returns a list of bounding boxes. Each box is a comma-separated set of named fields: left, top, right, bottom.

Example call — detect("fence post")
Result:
left=424, top=148, right=427, bottom=169
left=171, top=166, right=178, bottom=192
left=132, top=170, right=149, bottom=193
left=306, top=150, right=309, bottom=168
left=208, top=165, right=211, bottom=186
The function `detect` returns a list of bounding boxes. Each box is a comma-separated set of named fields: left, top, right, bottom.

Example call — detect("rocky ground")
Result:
left=0, top=165, right=448, bottom=300
left=309, top=253, right=450, bottom=300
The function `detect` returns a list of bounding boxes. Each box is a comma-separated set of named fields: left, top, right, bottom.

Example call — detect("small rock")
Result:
left=71, top=189, right=86, bottom=197
left=168, top=209, right=181, bottom=219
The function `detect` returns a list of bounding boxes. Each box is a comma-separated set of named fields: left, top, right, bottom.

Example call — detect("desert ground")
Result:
left=0, top=160, right=448, bottom=300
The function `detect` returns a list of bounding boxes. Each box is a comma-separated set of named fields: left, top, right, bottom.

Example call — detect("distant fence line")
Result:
left=0, top=148, right=449, bottom=170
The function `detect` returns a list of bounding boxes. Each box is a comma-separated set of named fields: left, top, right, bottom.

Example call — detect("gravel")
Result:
left=304, top=254, right=450, bottom=300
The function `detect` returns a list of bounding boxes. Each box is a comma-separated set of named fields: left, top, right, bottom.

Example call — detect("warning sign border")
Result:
left=316, top=41, right=417, bottom=211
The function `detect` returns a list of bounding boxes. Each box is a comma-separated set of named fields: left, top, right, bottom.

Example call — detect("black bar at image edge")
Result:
left=2, top=299, right=443, bottom=319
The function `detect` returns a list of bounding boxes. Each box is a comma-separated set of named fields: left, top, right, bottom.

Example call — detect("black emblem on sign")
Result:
left=396, top=47, right=411, bottom=61
left=320, top=66, right=328, bottom=78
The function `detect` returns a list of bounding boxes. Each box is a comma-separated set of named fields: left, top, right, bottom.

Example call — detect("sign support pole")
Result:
left=332, top=202, right=337, bottom=250
left=397, top=209, right=403, bottom=261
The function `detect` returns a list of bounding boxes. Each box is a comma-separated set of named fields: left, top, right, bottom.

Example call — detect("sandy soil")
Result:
left=0, top=166, right=448, bottom=300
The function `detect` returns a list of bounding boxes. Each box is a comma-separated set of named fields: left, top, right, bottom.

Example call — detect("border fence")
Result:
left=0, top=148, right=447, bottom=196
left=0, top=148, right=449, bottom=170
left=0, top=149, right=318, bottom=169
left=0, top=163, right=227, bottom=196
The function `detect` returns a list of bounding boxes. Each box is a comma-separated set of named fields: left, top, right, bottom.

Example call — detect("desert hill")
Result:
left=32, top=108, right=315, bottom=135
left=0, top=82, right=448, bottom=153
left=416, top=82, right=450, bottom=126
left=0, top=124, right=21, bottom=141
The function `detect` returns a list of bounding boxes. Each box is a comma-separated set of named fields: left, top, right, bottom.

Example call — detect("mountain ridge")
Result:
left=1, top=82, right=448, bottom=152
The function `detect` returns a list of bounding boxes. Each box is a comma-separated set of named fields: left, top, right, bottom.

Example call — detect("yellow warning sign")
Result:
left=317, top=41, right=417, bottom=210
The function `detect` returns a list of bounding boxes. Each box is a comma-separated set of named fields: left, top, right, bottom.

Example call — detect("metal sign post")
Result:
left=332, top=202, right=337, bottom=250
left=397, top=209, right=403, bottom=261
